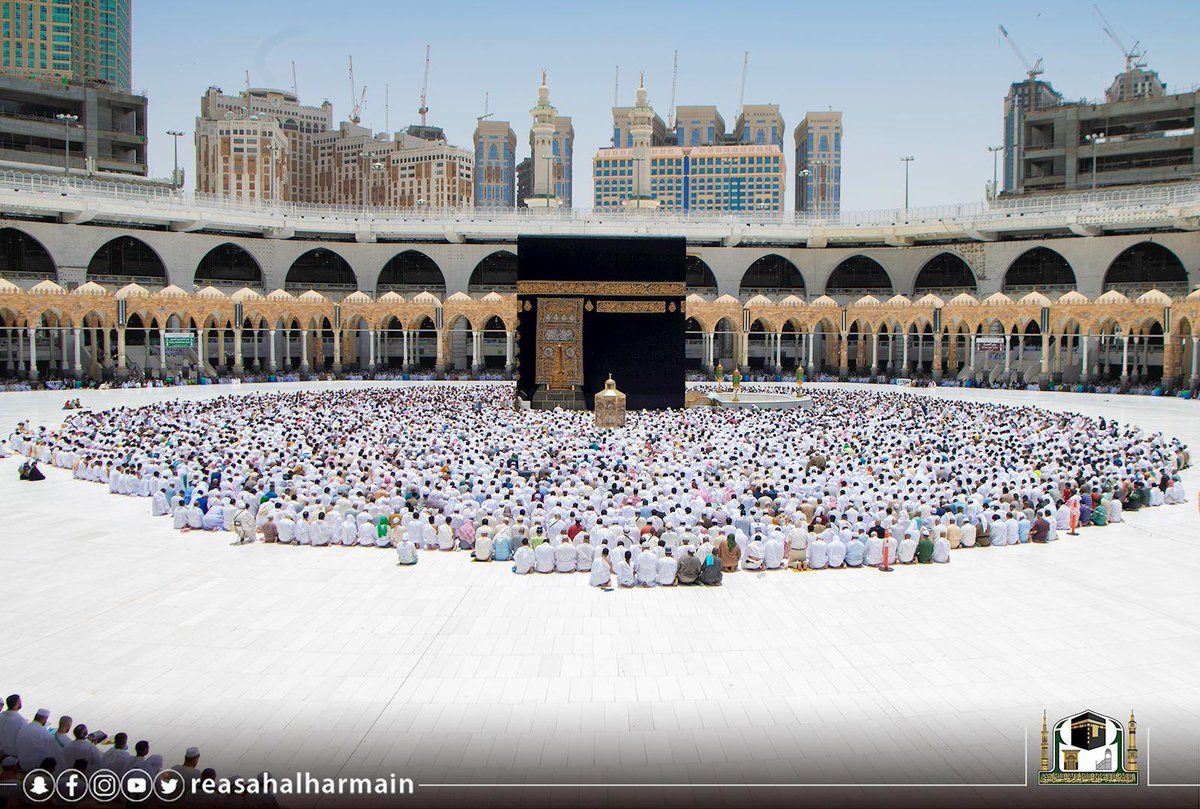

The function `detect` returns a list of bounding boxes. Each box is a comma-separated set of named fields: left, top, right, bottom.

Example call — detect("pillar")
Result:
left=505, top=330, right=515, bottom=375
left=402, top=329, right=410, bottom=371
left=233, top=330, right=244, bottom=376
left=27, top=326, right=38, bottom=380
left=300, top=328, right=310, bottom=373
left=332, top=329, right=342, bottom=374
left=1190, top=336, right=1199, bottom=390
left=116, top=327, right=127, bottom=372
left=837, top=332, right=849, bottom=380
left=471, top=330, right=481, bottom=371
left=806, top=332, right=815, bottom=375
left=871, top=332, right=879, bottom=376
left=268, top=329, right=277, bottom=372
left=1120, top=334, right=1130, bottom=388
left=901, top=332, right=909, bottom=375
left=1037, top=333, right=1050, bottom=388
left=1080, top=332, right=1090, bottom=384
left=73, top=327, right=83, bottom=378
left=435, top=328, right=446, bottom=377
left=932, top=332, right=944, bottom=382
left=367, top=329, right=376, bottom=371
left=158, top=329, right=167, bottom=374
left=283, top=328, right=291, bottom=370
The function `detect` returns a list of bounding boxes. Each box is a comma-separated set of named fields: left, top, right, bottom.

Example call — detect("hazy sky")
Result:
left=135, top=0, right=1199, bottom=211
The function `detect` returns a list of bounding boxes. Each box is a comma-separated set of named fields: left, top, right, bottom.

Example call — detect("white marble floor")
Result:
left=1, top=382, right=1199, bottom=806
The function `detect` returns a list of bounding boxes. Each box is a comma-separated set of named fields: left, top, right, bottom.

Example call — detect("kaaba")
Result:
left=516, top=235, right=686, bottom=411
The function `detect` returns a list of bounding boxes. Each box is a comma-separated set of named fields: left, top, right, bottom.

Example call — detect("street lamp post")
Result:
left=166, top=130, right=184, bottom=190
left=900, top=156, right=914, bottom=211
left=1084, top=132, right=1106, bottom=191
left=797, top=168, right=811, bottom=215
left=987, top=145, right=1003, bottom=200
left=55, top=113, right=79, bottom=177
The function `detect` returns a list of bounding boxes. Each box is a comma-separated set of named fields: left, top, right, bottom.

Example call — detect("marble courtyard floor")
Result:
left=1, top=381, right=1198, bottom=807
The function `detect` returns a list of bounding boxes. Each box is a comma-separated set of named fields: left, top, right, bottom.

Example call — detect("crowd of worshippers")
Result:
left=0, top=694, right=280, bottom=805
left=6, top=385, right=1191, bottom=578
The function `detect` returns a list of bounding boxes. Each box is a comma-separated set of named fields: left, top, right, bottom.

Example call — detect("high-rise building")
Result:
left=473, top=118, right=516, bottom=208
left=594, top=80, right=785, bottom=212
left=1105, top=65, right=1166, bottom=103
left=313, top=121, right=472, bottom=208
left=195, top=114, right=288, bottom=202
left=674, top=105, right=724, bottom=147
left=198, top=87, right=333, bottom=204
left=0, top=0, right=131, bottom=92
left=1002, top=79, right=1064, bottom=193
left=794, top=111, right=842, bottom=217
left=735, top=104, right=785, bottom=147
left=515, top=156, right=532, bottom=208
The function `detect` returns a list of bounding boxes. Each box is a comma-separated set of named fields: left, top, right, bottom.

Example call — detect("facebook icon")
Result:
left=22, top=769, right=55, bottom=803
left=56, top=768, right=88, bottom=802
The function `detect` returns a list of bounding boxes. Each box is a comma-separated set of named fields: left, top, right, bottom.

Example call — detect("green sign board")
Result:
left=164, top=332, right=196, bottom=349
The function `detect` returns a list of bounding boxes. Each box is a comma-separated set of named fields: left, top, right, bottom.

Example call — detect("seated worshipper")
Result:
left=589, top=548, right=613, bottom=587
left=172, top=498, right=189, bottom=531
left=16, top=708, right=54, bottom=771
left=764, top=533, right=786, bottom=570
left=201, top=500, right=224, bottom=531
left=1166, top=476, right=1186, bottom=505
left=897, top=532, right=918, bottom=564
left=615, top=550, right=636, bottom=588
left=575, top=535, right=595, bottom=572
left=931, top=531, right=951, bottom=563
left=472, top=529, right=494, bottom=561
left=1106, top=493, right=1123, bottom=523
left=395, top=533, right=418, bottom=565
left=310, top=511, right=332, bottom=546
left=1090, top=499, right=1108, bottom=526
left=677, top=548, right=702, bottom=585
left=865, top=533, right=884, bottom=567
left=18, top=460, right=45, bottom=481
left=743, top=535, right=767, bottom=570
left=554, top=537, right=577, bottom=573
left=534, top=537, right=556, bottom=573
left=374, top=516, right=393, bottom=549
left=807, top=533, right=830, bottom=570
left=844, top=532, right=867, bottom=567
left=826, top=533, right=847, bottom=569
left=493, top=529, right=514, bottom=562
left=1029, top=511, right=1050, bottom=543
left=916, top=529, right=935, bottom=563
left=635, top=544, right=659, bottom=586
left=716, top=535, right=741, bottom=572
left=151, top=488, right=170, bottom=517
left=699, top=552, right=723, bottom=586
left=655, top=551, right=678, bottom=586
left=514, top=538, right=536, bottom=574
left=959, top=520, right=977, bottom=548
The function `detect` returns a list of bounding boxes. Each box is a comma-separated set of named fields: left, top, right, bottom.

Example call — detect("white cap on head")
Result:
left=185, top=746, right=200, bottom=758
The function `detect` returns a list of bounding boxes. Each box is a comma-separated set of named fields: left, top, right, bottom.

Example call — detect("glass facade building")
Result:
left=0, top=0, right=130, bottom=91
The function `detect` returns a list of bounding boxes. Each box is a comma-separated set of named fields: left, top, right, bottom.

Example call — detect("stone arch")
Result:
left=1002, top=247, right=1076, bottom=294
left=195, top=243, right=264, bottom=288
left=285, top=248, right=357, bottom=291
left=826, top=255, right=893, bottom=295
left=468, top=250, right=517, bottom=292
left=378, top=250, right=447, bottom=297
left=686, top=256, right=718, bottom=294
left=87, top=236, right=167, bottom=285
left=0, top=227, right=56, bottom=281
left=914, top=252, right=978, bottom=294
left=739, top=254, right=805, bottom=298
left=1102, top=242, right=1188, bottom=295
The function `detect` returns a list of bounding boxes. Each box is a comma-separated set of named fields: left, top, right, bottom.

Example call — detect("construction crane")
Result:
left=668, top=50, right=678, bottom=130
left=736, top=51, right=749, bottom=120
left=417, top=45, right=431, bottom=127
left=998, top=25, right=1044, bottom=111
left=476, top=92, right=493, bottom=123
left=348, top=56, right=366, bottom=124
left=291, top=61, right=298, bottom=98
left=613, top=65, right=619, bottom=107
left=1093, top=4, right=1146, bottom=71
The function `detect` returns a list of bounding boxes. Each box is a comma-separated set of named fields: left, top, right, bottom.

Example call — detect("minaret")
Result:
left=1126, top=711, right=1138, bottom=772
left=525, top=70, right=562, bottom=208
left=1040, top=710, right=1049, bottom=772
left=623, top=71, right=659, bottom=210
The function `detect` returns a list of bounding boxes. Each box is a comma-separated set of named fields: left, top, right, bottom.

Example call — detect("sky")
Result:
left=134, top=0, right=1199, bottom=212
